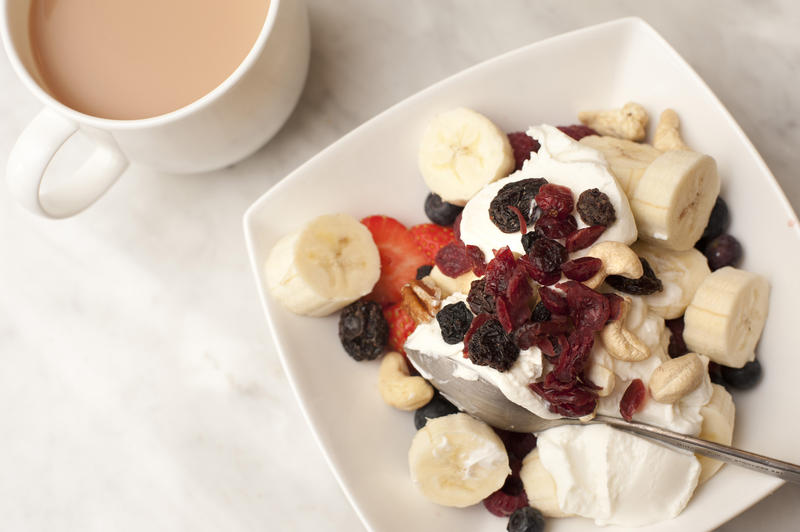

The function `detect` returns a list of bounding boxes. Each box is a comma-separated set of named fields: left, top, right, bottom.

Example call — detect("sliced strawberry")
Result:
left=361, top=215, right=428, bottom=304
left=383, top=303, right=416, bottom=354
left=410, top=223, right=455, bottom=262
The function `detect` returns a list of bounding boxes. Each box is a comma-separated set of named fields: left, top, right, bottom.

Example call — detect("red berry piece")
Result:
left=552, top=328, right=595, bottom=383
left=620, top=379, right=647, bottom=421
left=605, top=293, right=624, bottom=322
left=494, top=430, right=538, bottom=461
left=383, top=303, right=416, bottom=354
left=466, top=244, right=487, bottom=276
left=557, top=124, right=598, bottom=141
left=534, top=334, right=570, bottom=361
left=434, top=241, right=472, bottom=278
left=483, top=247, right=518, bottom=297
left=453, top=212, right=463, bottom=242
left=534, top=215, right=578, bottom=239
left=483, top=484, right=529, bottom=517
left=513, top=317, right=571, bottom=350
left=535, top=184, right=575, bottom=220
left=565, top=225, right=606, bottom=253
left=361, top=215, right=428, bottom=304
left=462, top=313, right=491, bottom=356
left=530, top=373, right=598, bottom=417
left=665, top=317, right=688, bottom=358
left=410, top=223, right=455, bottom=262
left=561, top=256, right=602, bottom=281
left=506, top=205, right=528, bottom=234
left=538, top=286, right=569, bottom=315
left=518, top=255, right=561, bottom=286
left=559, top=280, right=610, bottom=332
left=529, top=238, right=568, bottom=273
left=507, top=132, right=541, bottom=171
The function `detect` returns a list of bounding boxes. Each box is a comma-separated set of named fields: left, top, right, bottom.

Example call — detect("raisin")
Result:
left=577, top=188, right=616, bottom=226
left=665, top=317, right=688, bottom=358
left=606, top=257, right=663, bottom=295
left=338, top=300, right=389, bottom=361
left=538, top=286, right=568, bottom=315
left=494, top=430, right=538, bottom=461
left=424, top=192, right=463, bottom=226
left=463, top=313, right=491, bottom=356
left=529, top=237, right=568, bottom=273
left=436, top=302, right=474, bottom=344
left=467, top=278, right=496, bottom=315
left=434, top=241, right=472, bottom=277
left=507, top=132, right=540, bottom=171
left=530, top=373, right=597, bottom=417
left=415, top=264, right=433, bottom=279
left=531, top=301, right=551, bottom=322
left=703, top=234, right=742, bottom=271
left=620, top=379, right=647, bottom=422
left=565, top=225, right=606, bottom=253
left=489, top=178, right=548, bottom=233
left=557, top=124, right=598, bottom=141
left=534, top=184, right=575, bottom=220
left=467, top=317, right=520, bottom=372
left=560, top=257, right=602, bottom=281
left=520, top=231, right=542, bottom=254
left=534, top=215, right=577, bottom=239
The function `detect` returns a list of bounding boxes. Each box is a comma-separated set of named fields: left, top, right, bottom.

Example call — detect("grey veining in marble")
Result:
left=1, top=1, right=798, bottom=531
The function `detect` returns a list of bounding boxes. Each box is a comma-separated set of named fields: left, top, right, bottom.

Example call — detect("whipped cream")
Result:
left=459, top=125, right=637, bottom=258
left=537, top=424, right=701, bottom=527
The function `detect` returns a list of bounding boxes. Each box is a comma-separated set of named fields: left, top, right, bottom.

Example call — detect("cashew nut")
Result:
left=582, top=241, right=643, bottom=289
left=600, top=296, right=650, bottom=362
left=378, top=351, right=434, bottom=411
left=428, top=265, right=479, bottom=298
left=578, top=102, right=649, bottom=141
left=648, top=352, right=704, bottom=404
left=653, top=109, right=690, bottom=151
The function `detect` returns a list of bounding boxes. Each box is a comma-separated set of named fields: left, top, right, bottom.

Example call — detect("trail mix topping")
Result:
left=561, top=257, right=603, bottom=282
left=338, top=300, right=389, bottom=361
left=534, top=214, right=577, bottom=239
left=489, top=178, right=548, bottom=233
left=436, top=302, right=474, bottom=344
left=620, top=378, right=647, bottom=422
left=507, top=132, right=541, bottom=171
left=467, top=317, right=520, bottom=372
left=565, top=225, right=606, bottom=252
left=577, top=188, right=616, bottom=226
left=606, top=257, right=663, bottom=295
left=535, top=184, right=574, bottom=220
left=556, top=124, right=599, bottom=141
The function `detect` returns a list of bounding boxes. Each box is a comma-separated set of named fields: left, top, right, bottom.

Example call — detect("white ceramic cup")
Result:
left=1, top=0, right=310, bottom=218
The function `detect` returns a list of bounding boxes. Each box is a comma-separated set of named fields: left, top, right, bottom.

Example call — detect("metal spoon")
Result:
left=406, top=347, right=800, bottom=484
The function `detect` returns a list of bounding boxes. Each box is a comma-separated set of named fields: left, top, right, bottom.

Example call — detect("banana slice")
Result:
left=580, top=136, right=720, bottom=250
left=697, top=384, right=735, bottom=484
left=408, top=413, right=510, bottom=507
left=519, top=448, right=571, bottom=518
left=632, top=241, right=711, bottom=319
left=418, top=108, right=514, bottom=206
left=264, top=213, right=381, bottom=317
left=428, top=265, right=479, bottom=298
left=683, top=267, right=770, bottom=368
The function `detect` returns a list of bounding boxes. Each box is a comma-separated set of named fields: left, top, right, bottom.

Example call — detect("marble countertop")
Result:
left=1, top=1, right=798, bottom=530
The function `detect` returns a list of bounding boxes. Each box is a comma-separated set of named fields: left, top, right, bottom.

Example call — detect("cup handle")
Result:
left=6, top=108, right=129, bottom=218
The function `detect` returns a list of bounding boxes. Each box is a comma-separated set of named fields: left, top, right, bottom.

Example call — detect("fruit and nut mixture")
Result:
left=264, top=102, right=769, bottom=530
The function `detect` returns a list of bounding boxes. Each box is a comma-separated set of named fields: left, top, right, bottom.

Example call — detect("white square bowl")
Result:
left=243, top=17, right=800, bottom=532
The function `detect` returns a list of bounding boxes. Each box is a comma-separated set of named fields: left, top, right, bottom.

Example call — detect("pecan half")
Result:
left=400, top=278, right=442, bottom=324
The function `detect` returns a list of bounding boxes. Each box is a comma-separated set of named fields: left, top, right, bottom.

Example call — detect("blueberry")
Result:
left=721, top=359, right=762, bottom=390
left=424, top=193, right=463, bottom=226
left=416, top=264, right=433, bottom=279
left=701, top=197, right=729, bottom=241
left=708, top=361, right=726, bottom=386
left=507, top=506, right=545, bottom=532
left=414, top=393, right=459, bottom=430
left=703, top=234, right=742, bottom=271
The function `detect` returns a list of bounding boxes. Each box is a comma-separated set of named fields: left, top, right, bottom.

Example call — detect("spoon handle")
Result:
left=593, top=415, right=800, bottom=484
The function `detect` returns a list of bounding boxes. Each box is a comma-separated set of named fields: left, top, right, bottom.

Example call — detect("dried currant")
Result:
left=530, top=373, right=598, bottom=417
left=576, top=188, right=616, bottom=226
left=436, top=302, right=474, bottom=344
left=665, top=317, right=688, bottom=358
left=489, top=178, right=548, bottom=233
left=606, top=257, right=663, bottom=295
left=338, top=300, right=389, bottom=361
left=467, top=317, right=520, bottom=372
left=534, top=215, right=577, bottom=239
left=507, top=132, right=540, bottom=171
left=565, top=225, right=606, bottom=253
left=560, top=257, right=602, bottom=281
left=529, top=237, right=568, bottom=273
left=415, top=264, right=433, bottom=279
left=467, top=278, right=496, bottom=315
left=434, top=241, right=472, bottom=278
left=520, top=231, right=542, bottom=254
left=557, top=124, right=598, bottom=141
left=620, top=379, right=647, bottom=422
left=531, top=301, right=551, bottom=323
left=534, top=184, right=575, bottom=220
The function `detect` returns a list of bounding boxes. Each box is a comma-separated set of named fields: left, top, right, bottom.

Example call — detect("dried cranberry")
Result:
left=557, top=124, right=598, bottom=141
left=462, top=313, right=491, bottom=356
left=535, top=184, right=575, bottom=220
left=483, top=247, right=517, bottom=297
left=534, top=215, right=577, bottom=239
left=530, top=373, right=597, bottom=417
left=467, top=317, right=520, bottom=372
left=483, top=484, right=528, bottom=517
left=565, top=225, right=606, bottom=253
left=505, top=265, right=533, bottom=311
left=529, top=238, right=568, bottom=273
left=552, top=328, right=595, bottom=383
left=665, top=317, right=688, bottom=358
left=507, top=132, right=540, bottom=171
left=507, top=205, right=528, bottom=234
left=513, top=317, right=571, bottom=350
left=605, top=293, right=624, bottom=322
left=559, top=281, right=610, bottom=331
left=535, top=334, right=570, bottom=361
left=606, top=257, right=663, bottom=295
left=560, top=257, right=602, bottom=281
left=453, top=212, right=463, bottom=242
left=489, top=179, right=548, bottom=233
left=434, top=241, right=472, bottom=278
left=620, top=379, right=647, bottom=422
left=494, top=430, right=537, bottom=461
left=466, top=244, right=487, bottom=276
left=467, top=279, right=495, bottom=315
left=538, top=286, right=568, bottom=315
left=576, top=189, right=616, bottom=227
left=518, top=256, right=561, bottom=286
